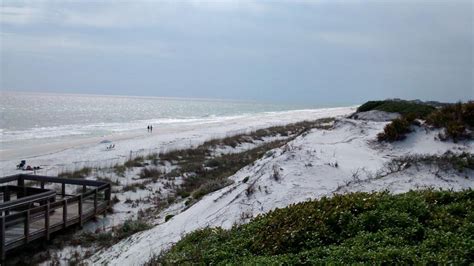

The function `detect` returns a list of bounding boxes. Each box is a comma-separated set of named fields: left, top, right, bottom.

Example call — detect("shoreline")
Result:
left=0, top=130, right=147, bottom=161
left=0, top=106, right=356, bottom=176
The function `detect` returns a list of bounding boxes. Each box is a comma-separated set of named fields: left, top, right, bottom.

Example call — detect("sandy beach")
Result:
left=0, top=107, right=355, bottom=176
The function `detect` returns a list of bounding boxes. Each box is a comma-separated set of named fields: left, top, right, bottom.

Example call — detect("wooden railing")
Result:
left=0, top=174, right=111, bottom=260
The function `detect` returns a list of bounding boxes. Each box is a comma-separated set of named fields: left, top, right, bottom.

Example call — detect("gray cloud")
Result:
left=1, top=0, right=472, bottom=105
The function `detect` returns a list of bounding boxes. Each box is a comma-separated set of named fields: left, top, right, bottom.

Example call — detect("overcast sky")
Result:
left=0, top=0, right=472, bottom=105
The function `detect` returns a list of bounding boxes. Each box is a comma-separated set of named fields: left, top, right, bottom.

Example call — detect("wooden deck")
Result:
left=0, top=174, right=111, bottom=260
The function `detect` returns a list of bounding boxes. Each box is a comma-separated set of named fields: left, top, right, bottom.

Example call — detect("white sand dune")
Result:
left=88, top=118, right=473, bottom=265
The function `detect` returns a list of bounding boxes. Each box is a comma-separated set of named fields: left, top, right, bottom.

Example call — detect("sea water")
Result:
left=0, top=91, right=319, bottom=152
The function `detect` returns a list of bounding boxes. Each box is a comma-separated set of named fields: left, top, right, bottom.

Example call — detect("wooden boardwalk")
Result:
left=0, top=174, right=111, bottom=260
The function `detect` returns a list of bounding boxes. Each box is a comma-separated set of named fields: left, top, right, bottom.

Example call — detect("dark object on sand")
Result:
left=24, top=166, right=42, bottom=171
left=106, top=144, right=115, bottom=150
left=16, top=160, right=26, bottom=169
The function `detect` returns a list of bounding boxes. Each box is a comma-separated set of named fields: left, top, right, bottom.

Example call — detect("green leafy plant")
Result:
left=154, top=190, right=474, bottom=265
left=357, top=100, right=436, bottom=118
left=377, top=117, right=412, bottom=141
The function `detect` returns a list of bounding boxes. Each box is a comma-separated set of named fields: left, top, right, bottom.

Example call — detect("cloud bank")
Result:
left=1, top=0, right=472, bottom=104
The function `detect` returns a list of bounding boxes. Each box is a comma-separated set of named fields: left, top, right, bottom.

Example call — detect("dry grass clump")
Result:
left=58, top=167, right=92, bottom=179
left=139, top=167, right=163, bottom=180
left=124, top=156, right=146, bottom=168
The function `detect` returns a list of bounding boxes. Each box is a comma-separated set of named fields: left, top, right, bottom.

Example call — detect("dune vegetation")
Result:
left=365, top=100, right=474, bottom=142
left=153, top=190, right=473, bottom=265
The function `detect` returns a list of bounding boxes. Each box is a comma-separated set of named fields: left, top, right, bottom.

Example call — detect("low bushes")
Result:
left=153, top=190, right=473, bottom=264
left=190, top=179, right=234, bottom=200
left=357, top=100, right=436, bottom=118
left=426, top=102, right=474, bottom=142
left=175, top=139, right=289, bottom=202
left=376, top=101, right=473, bottom=143
left=387, top=151, right=474, bottom=173
left=165, top=214, right=174, bottom=222
left=377, top=117, right=412, bottom=141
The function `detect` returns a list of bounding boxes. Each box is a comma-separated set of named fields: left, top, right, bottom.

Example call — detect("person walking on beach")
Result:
left=147, top=125, right=150, bottom=132
left=150, top=125, right=153, bottom=133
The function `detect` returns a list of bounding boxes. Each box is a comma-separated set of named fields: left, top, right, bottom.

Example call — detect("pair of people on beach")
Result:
left=147, top=125, right=153, bottom=133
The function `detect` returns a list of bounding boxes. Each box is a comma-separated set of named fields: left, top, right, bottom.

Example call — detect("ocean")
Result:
left=0, top=92, right=319, bottom=152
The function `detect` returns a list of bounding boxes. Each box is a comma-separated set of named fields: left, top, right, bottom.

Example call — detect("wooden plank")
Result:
left=45, top=203, right=50, bottom=241
left=78, top=195, right=83, bottom=227
left=63, top=199, right=67, bottom=229
left=18, top=174, right=109, bottom=187
left=94, top=189, right=98, bottom=215
left=0, top=173, right=111, bottom=258
left=1, top=216, right=5, bottom=260
left=24, top=210, right=29, bottom=244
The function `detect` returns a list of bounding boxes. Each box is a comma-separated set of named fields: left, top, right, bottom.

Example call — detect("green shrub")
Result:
left=357, top=101, right=385, bottom=112
left=426, top=102, right=473, bottom=142
left=462, top=101, right=474, bottom=127
left=357, top=100, right=436, bottom=118
left=377, top=117, right=412, bottom=142
left=155, top=190, right=474, bottom=265
left=191, top=179, right=234, bottom=200
left=444, top=121, right=467, bottom=142
left=177, top=190, right=190, bottom=198
left=389, top=152, right=474, bottom=173
left=115, top=219, right=151, bottom=239
left=165, top=214, right=174, bottom=222
left=205, top=159, right=221, bottom=168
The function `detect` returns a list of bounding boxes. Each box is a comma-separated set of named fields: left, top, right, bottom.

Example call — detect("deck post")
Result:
left=62, top=182, right=66, bottom=198
left=63, top=199, right=68, bottom=228
left=45, top=203, right=50, bottom=241
left=4, top=189, right=10, bottom=216
left=94, top=189, right=98, bottom=216
left=78, top=195, right=83, bottom=227
left=83, top=185, right=87, bottom=193
left=25, top=210, right=30, bottom=244
left=0, top=216, right=5, bottom=261
left=18, top=175, right=24, bottom=187
left=4, top=188, right=10, bottom=202
left=18, top=176, right=25, bottom=198
left=105, top=185, right=111, bottom=208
